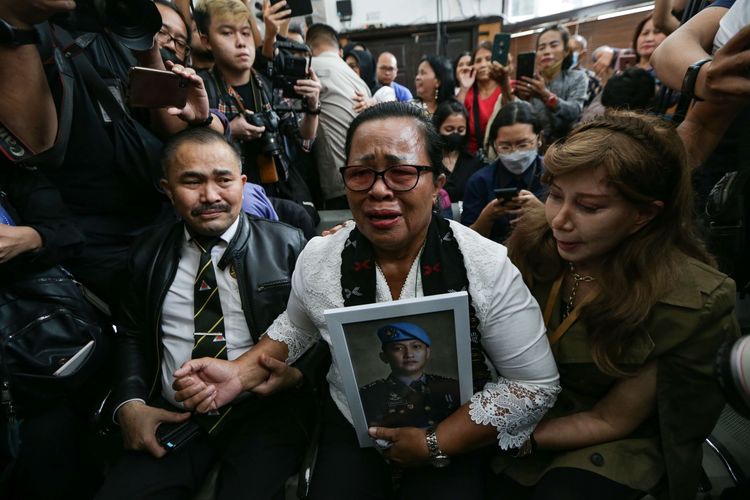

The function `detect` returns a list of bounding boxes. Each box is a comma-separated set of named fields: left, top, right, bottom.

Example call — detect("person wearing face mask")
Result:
left=432, top=99, right=484, bottom=203
left=461, top=102, right=546, bottom=243
left=568, top=34, right=602, bottom=109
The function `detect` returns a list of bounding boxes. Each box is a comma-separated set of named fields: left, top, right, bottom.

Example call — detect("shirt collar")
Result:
left=183, top=216, right=240, bottom=248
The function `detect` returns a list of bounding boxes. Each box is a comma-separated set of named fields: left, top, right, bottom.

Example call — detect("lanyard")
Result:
left=212, top=67, right=263, bottom=114
left=543, top=273, right=598, bottom=345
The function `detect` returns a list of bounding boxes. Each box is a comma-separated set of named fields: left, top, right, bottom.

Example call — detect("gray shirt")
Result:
left=529, top=69, right=588, bottom=144
left=311, top=51, right=371, bottom=200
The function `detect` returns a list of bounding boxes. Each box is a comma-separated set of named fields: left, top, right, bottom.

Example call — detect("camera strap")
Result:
left=0, top=23, right=74, bottom=169
left=52, top=30, right=127, bottom=126
left=211, top=66, right=264, bottom=116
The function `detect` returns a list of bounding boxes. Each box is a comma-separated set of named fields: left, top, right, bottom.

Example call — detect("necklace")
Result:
left=565, top=262, right=595, bottom=317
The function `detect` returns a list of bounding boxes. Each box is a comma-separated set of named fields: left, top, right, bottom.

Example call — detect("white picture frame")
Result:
left=324, top=291, right=473, bottom=447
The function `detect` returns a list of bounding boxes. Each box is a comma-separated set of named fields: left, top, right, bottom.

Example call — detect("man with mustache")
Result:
left=97, top=127, right=312, bottom=499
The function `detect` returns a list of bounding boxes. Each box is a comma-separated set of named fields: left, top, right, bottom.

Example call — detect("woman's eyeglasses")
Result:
left=339, top=164, right=435, bottom=192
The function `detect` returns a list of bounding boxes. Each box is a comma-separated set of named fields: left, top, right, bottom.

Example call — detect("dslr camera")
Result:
left=272, top=40, right=312, bottom=103
left=244, top=108, right=283, bottom=158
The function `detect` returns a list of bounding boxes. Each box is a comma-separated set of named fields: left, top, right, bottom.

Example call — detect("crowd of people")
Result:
left=0, top=0, right=748, bottom=499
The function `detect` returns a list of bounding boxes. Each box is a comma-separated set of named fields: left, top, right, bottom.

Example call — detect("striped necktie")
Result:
left=192, top=235, right=232, bottom=434
left=193, top=236, right=227, bottom=360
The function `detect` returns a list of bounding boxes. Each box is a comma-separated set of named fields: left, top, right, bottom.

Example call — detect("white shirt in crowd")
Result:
left=713, top=0, right=748, bottom=52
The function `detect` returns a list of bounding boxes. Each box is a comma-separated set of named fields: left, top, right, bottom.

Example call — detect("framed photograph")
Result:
left=324, top=291, right=472, bottom=447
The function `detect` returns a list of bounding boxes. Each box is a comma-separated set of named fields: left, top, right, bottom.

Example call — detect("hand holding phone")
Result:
left=494, top=187, right=520, bottom=203
left=516, top=52, right=536, bottom=81
left=156, top=419, right=202, bottom=453
left=270, top=0, right=313, bottom=18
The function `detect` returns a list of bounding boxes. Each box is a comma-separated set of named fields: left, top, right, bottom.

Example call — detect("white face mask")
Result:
left=498, top=149, right=537, bottom=175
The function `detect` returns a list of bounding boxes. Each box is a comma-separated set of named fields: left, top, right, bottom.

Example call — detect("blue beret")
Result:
left=377, top=322, right=431, bottom=347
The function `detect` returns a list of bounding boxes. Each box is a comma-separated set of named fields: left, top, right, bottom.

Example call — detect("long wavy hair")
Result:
left=507, top=112, right=713, bottom=376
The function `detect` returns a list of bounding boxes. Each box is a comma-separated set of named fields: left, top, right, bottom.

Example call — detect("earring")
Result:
left=434, top=87, right=439, bottom=102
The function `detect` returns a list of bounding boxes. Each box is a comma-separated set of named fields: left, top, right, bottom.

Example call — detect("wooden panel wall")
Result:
left=509, top=11, right=649, bottom=67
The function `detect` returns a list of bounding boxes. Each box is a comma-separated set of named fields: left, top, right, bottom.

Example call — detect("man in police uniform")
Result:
left=360, top=322, right=460, bottom=429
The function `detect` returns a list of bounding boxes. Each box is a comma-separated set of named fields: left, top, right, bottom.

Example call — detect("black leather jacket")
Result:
left=112, top=214, right=305, bottom=415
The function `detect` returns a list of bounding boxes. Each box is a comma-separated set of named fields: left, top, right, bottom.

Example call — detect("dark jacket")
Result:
left=112, top=214, right=306, bottom=415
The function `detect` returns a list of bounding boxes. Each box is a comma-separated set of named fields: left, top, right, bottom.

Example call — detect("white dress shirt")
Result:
left=160, top=217, right=253, bottom=407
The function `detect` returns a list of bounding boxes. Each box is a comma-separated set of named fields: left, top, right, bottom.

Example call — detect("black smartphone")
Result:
left=156, top=420, right=202, bottom=452
left=494, top=187, right=520, bottom=202
left=492, top=33, right=511, bottom=66
left=127, top=67, right=188, bottom=109
left=270, top=0, right=313, bottom=18
left=516, top=52, right=536, bottom=81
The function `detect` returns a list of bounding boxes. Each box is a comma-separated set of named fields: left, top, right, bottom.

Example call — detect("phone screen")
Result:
left=492, top=33, right=511, bottom=66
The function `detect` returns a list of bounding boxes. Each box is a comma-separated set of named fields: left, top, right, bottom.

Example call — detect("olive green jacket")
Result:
left=495, top=257, right=740, bottom=499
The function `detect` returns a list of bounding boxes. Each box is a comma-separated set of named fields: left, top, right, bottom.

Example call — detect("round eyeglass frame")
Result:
left=339, top=164, right=436, bottom=192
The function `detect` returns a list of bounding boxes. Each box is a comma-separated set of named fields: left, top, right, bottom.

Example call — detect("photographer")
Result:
left=195, top=0, right=321, bottom=207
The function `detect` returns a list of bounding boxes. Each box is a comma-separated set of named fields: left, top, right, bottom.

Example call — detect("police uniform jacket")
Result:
left=111, top=214, right=305, bottom=418
left=361, top=373, right=460, bottom=428
left=497, top=257, right=740, bottom=500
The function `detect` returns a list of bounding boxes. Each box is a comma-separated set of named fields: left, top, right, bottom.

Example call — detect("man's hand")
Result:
left=295, top=69, right=322, bottom=111
left=164, top=62, right=212, bottom=124
left=352, top=90, right=376, bottom=113
left=0, top=0, right=75, bottom=28
left=252, top=353, right=303, bottom=396
left=0, top=224, right=42, bottom=262
left=262, top=0, right=291, bottom=40
left=696, top=24, right=750, bottom=103
left=368, top=426, right=430, bottom=467
left=229, top=112, right=265, bottom=142
left=117, top=401, right=190, bottom=459
left=173, top=357, right=246, bottom=413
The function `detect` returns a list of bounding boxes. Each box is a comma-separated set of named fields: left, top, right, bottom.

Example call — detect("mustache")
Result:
left=191, top=203, right=230, bottom=216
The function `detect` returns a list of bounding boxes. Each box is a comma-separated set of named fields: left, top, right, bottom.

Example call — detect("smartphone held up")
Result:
left=127, top=67, right=188, bottom=109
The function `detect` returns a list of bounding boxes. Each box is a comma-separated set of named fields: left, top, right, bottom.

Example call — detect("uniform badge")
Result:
left=229, top=263, right=237, bottom=279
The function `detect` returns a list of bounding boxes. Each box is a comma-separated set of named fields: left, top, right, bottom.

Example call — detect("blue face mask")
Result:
left=498, top=149, right=537, bottom=175
left=570, top=51, right=580, bottom=68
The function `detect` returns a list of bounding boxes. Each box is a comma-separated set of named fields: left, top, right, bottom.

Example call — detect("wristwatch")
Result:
left=681, top=58, right=713, bottom=102
left=425, top=428, right=450, bottom=468
left=0, top=19, right=40, bottom=46
left=306, top=100, right=322, bottom=115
